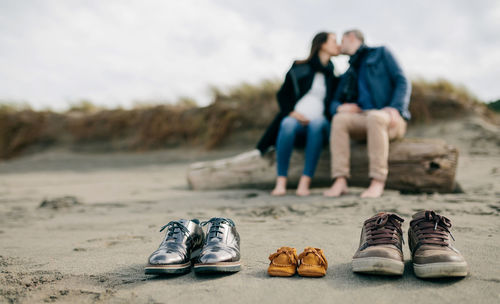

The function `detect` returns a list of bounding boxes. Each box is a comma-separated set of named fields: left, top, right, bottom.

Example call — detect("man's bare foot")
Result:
left=323, top=177, right=348, bottom=197
left=360, top=179, right=385, bottom=198
left=271, top=177, right=287, bottom=196
left=296, top=175, right=311, bottom=196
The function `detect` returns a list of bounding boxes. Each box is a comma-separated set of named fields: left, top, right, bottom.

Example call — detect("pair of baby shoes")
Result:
left=267, top=247, right=328, bottom=277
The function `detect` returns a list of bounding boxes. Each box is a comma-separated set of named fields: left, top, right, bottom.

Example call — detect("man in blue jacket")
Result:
left=323, top=29, right=411, bottom=198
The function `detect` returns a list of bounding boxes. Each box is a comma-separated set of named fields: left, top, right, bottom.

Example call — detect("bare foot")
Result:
left=271, top=177, right=287, bottom=196
left=296, top=175, right=311, bottom=196
left=323, top=177, right=348, bottom=197
left=360, top=179, right=385, bottom=198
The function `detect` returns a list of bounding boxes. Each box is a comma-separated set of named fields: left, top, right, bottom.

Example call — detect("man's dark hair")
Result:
left=343, top=29, right=364, bottom=43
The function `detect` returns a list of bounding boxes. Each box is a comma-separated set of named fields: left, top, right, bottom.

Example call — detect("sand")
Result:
left=1, top=116, right=499, bottom=304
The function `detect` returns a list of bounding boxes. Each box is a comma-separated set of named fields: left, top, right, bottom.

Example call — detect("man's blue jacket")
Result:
left=330, top=46, right=411, bottom=120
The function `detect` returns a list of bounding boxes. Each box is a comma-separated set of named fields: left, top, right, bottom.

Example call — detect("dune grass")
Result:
left=0, top=79, right=495, bottom=160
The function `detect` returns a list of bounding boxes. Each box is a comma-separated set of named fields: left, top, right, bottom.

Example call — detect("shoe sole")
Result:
left=297, top=270, right=326, bottom=277
left=144, top=261, right=192, bottom=275
left=352, top=257, right=404, bottom=275
left=144, top=248, right=201, bottom=275
left=268, top=269, right=296, bottom=277
left=413, top=261, right=468, bottom=278
left=193, top=261, right=241, bottom=273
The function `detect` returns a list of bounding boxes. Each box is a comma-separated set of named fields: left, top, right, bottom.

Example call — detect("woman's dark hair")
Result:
left=295, top=31, right=333, bottom=64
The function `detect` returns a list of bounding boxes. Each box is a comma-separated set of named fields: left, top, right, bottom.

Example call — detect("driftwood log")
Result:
left=187, top=138, right=459, bottom=193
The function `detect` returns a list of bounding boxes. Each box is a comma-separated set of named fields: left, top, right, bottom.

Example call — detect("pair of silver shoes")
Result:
left=144, top=217, right=241, bottom=274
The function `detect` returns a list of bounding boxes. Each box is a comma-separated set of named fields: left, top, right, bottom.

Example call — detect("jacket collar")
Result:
left=364, top=46, right=382, bottom=65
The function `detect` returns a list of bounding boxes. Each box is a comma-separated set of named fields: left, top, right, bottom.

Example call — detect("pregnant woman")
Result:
left=256, top=31, right=340, bottom=196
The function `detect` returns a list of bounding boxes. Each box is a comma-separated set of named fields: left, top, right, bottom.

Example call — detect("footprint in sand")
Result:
left=80, top=235, right=149, bottom=250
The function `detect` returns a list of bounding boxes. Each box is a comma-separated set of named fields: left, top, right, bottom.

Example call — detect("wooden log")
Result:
left=187, top=138, right=459, bottom=193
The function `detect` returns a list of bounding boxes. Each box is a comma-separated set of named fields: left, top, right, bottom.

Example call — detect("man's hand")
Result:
left=337, top=103, right=362, bottom=114
left=382, top=107, right=401, bottom=128
left=289, top=111, right=310, bottom=126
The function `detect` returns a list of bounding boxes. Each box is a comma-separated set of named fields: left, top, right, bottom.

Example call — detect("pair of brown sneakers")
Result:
left=268, top=247, right=328, bottom=277
left=352, top=210, right=468, bottom=278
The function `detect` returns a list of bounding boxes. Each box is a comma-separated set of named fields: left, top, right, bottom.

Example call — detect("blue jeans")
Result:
left=276, top=116, right=330, bottom=178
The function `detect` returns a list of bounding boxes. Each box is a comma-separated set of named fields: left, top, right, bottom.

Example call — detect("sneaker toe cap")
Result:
left=354, top=246, right=403, bottom=262
left=413, top=249, right=466, bottom=264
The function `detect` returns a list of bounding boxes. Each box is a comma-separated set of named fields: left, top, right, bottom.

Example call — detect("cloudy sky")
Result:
left=1, top=0, right=499, bottom=110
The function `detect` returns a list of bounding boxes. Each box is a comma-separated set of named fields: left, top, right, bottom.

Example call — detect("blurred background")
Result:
left=0, top=0, right=499, bottom=159
left=1, top=4, right=499, bottom=303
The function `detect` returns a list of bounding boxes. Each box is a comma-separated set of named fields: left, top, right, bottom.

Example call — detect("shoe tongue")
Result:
left=302, top=253, right=320, bottom=265
left=371, top=212, right=387, bottom=219
left=207, top=222, right=225, bottom=241
left=163, top=219, right=189, bottom=242
left=173, top=219, right=190, bottom=233
left=412, top=210, right=429, bottom=219
left=274, top=252, right=293, bottom=265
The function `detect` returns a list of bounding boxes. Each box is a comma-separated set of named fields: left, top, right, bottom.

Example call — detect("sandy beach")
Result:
left=2, top=2, right=500, bottom=303
left=1, top=117, right=499, bottom=304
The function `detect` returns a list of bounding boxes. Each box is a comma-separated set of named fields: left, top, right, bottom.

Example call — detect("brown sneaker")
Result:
left=408, top=210, right=468, bottom=278
left=297, top=247, right=328, bottom=277
left=267, top=247, right=298, bottom=277
left=352, top=212, right=405, bottom=275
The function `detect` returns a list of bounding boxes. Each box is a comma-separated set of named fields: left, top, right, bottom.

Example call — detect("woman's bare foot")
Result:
left=296, top=175, right=311, bottom=196
left=323, top=177, right=348, bottom=197
left=360, top=179, right=385, bottom=198
left=271, top=177, right=287, bottom=196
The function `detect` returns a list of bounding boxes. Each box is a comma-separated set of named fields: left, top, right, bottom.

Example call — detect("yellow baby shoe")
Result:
left=297, top=247, right=328, bottom=277
left=268, top=247, right=298, bottom=277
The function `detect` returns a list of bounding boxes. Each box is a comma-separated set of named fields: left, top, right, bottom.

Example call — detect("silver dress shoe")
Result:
left=145, top=219, right=204, bottom=275
left=194, top=217, right=241, bottom=273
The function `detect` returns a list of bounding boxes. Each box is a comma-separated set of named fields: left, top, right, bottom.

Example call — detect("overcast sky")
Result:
left=1, top=0, right=499, bottom=110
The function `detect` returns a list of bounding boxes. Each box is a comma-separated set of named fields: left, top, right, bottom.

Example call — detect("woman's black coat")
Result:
left=256, top=56, right=339, bottom=155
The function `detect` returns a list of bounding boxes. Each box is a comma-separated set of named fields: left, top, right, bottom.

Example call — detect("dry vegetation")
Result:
left=0, top=79, right=497, bottom=160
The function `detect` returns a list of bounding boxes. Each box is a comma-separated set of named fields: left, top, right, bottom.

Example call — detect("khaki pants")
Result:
left=330, top=110, right=407, bottom=182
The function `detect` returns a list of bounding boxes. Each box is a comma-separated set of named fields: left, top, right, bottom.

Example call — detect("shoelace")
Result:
left=298, top=247, right=328, bottom=268
left=269, top=247, right=298, bottom=265
left=201, top=217, right=235, bottom=241
left=410, top=210, right=454, bottom=248
left=159, top=221, right=190, bottom=241
left=365, top=213, right=404, bottom=247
